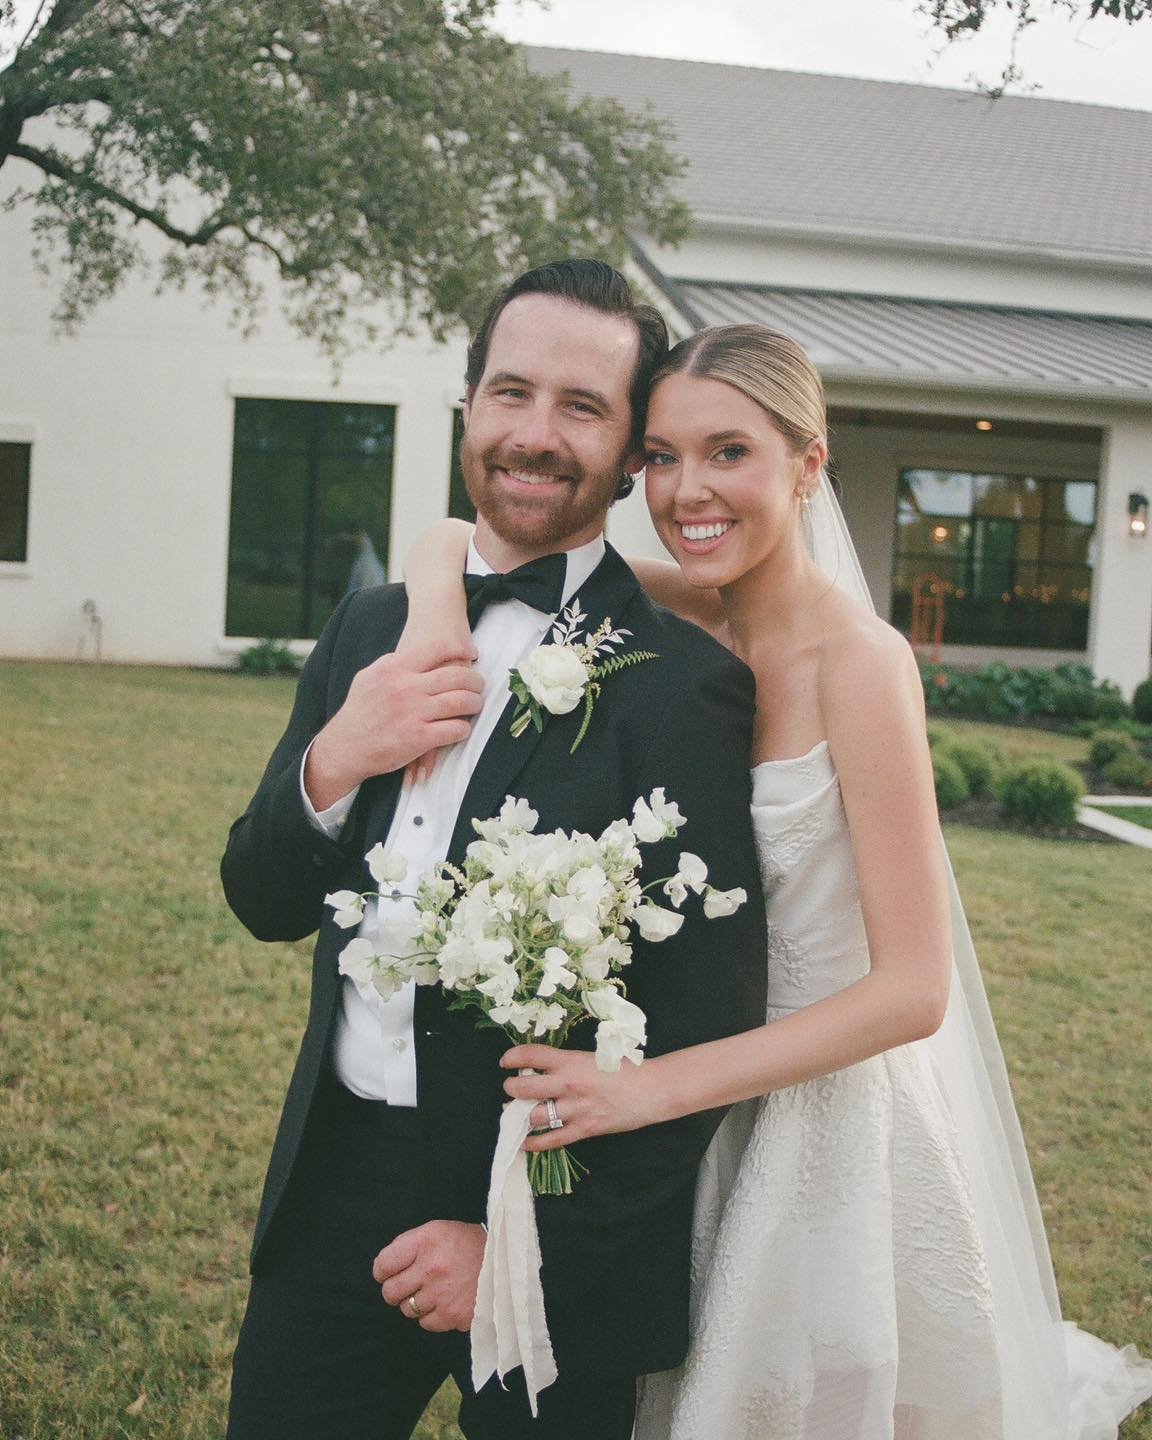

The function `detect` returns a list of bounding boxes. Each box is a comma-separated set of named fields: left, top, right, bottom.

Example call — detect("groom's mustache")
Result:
left=483, top=447, right=581, bottom=483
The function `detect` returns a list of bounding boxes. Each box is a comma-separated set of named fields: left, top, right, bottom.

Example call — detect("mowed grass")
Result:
left=1, top=663, right=1149, bottom=1439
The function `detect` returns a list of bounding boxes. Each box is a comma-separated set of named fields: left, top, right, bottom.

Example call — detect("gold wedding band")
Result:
left=406, top=1294, right=424, bottom=1319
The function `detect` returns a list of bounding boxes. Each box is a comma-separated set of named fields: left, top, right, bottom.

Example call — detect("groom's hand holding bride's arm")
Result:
left=302, top=638, right=484, bottom=810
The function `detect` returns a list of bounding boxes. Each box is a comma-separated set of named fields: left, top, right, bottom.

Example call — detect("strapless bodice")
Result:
left=751, top=740, right=870, bottom=1009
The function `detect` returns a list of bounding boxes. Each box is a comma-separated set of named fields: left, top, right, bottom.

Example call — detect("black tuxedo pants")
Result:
left=227, top=1075, right=637, bottom=1440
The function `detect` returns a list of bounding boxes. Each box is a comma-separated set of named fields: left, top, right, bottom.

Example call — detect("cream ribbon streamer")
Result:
left=470, top=1096, right=558, bottom=1415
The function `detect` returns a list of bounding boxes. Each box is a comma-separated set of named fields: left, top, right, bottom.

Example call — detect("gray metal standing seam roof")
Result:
left=674, top=283, right=1152, bottom=399
left=524, top=46, right=1152, bottom=267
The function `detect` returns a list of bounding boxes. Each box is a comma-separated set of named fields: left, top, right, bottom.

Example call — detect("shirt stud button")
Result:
left=413, top=815, right=424, bottom=827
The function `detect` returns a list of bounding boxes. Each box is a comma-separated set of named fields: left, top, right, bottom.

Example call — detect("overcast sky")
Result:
left=4, top=0, right=1151, bottom=111
left=495, top=0, right=1152, bottom=112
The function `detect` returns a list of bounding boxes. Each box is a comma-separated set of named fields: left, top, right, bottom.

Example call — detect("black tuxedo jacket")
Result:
left=221, top=544, right=768, bottom=1379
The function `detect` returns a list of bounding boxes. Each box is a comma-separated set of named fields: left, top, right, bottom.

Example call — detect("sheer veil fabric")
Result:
left=634, top=474, right=1152, bottom=1439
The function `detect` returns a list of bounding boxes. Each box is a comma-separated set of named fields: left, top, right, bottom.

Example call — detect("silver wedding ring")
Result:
left=546, top=1098, right=565, bottom=1131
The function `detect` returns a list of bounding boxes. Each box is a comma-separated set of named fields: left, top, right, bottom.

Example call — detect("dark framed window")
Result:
left=226, top=399, right=395, bottom=640
left=891, top=469, right=1096, bottom=649
left=447, top=409, right=476, bottom=523
left=0, top=442, right=31, bottom=562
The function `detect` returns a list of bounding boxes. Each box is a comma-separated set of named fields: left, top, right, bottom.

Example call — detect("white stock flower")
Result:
left=325, top=890, right=366, bottom=930
left=634, top=902, right=685, bottom=943
left=365, top=844, right=408, bottom=886
left=703, top=886, right=748, bottom=919
left=586, top=988, right=648, bottom=1071
left=337, top=936, right=379, bottom=986
left=631, top=788, right=687, bottom=844
left=518, top=644, right=590, bottom=715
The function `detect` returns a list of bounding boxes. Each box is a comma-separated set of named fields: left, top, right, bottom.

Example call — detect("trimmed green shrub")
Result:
left=921, top=660, right=1129, bottom=725
left=1090, top=730, right=1139, bottom=770
left=939, top=738, right=1001, bottom=796
left=237, top=638, right=302, bottom=676
left=997, top=759, right=1084, bottom=827
left=933, top=752, right=970, bottom=811
left=1101, top=752, right=1152, bottom=791
left=1133, top=677, right=1152, bottom=725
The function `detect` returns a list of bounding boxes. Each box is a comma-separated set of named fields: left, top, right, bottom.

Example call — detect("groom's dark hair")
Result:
left=465, top=259, right=669, bottom=447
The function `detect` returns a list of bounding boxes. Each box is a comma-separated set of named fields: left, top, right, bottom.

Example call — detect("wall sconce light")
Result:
left=975, top=419, right=993, bottom=432
left=1129, top=492, right=1149, bottom=538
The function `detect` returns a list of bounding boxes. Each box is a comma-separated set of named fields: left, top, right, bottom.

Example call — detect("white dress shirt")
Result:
left=302, top=534, right=606, bottom=1104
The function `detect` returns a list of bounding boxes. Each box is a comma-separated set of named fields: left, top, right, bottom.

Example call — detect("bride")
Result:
left=403, top=322, right=1152, bottom=1439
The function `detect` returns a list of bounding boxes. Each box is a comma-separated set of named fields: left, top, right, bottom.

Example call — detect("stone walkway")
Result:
left=1079, top=796, right=1152, bottom=849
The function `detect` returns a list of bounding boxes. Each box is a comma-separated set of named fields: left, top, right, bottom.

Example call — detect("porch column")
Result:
left=1087, top=416, right=1152, bottom=697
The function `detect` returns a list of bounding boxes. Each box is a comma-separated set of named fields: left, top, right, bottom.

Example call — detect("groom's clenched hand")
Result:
left=373, top=1220, right=487, bottom=1332
left=304, top=640, right=483, bottom=810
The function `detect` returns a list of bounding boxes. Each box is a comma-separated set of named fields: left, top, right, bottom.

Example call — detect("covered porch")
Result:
left=670, top=282, right=1152, bottom=696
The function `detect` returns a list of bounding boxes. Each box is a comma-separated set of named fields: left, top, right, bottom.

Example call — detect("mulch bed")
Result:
left=941, top=793, right=1117, bottom=844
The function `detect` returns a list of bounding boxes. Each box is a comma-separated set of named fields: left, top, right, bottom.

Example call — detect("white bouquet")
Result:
left=325, top=789, right=747, bottom=1195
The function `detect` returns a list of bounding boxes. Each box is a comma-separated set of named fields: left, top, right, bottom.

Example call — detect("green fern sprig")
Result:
left=588, top=650, right=659, bottom=681
left=569, top=651, right=660, bottom=753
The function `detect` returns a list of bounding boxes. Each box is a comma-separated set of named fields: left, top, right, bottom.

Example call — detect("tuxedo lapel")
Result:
left=446, top=543, right=641, bottom=864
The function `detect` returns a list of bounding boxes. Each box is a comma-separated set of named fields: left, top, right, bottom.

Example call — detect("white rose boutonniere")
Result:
left=508, top=601, right=658, bottom=752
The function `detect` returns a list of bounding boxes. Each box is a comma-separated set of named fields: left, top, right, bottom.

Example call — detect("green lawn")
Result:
left=2, top=662, right=1149, bottom=1439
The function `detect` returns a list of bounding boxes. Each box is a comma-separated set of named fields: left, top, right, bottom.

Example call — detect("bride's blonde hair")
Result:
left=653, top=324, right=827, bottom=455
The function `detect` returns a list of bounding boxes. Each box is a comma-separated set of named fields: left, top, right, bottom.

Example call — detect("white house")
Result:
left=3, top=46, right=1151, bottom=694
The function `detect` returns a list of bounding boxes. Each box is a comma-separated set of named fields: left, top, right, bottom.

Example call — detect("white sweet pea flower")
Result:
left=631, top=787, right=687, bottom=844
left=518, top=643, right=590, bottom=715
left=634, top=902, right=684, bottom=943
left=325, top=890, right=366, bottom=930
left=365, top=844, right=408, bottom=886
left=476, top=962, right=520, bottom=1008
left=372, top=965, right=411, bottom=1002
left=585, top=987, right=648, bottom=1071
left=537, top=946, right=579, bottom=997
left=337, top=936, right=379, bottom=986
left=437, top=935, right=479, bottom=988
left=703, top=886, right=748, bottom=919
left=561, top=912, right=603, bottom=948
left=376, top=913, right=423, bottom=962
left=473, top=795, right=539, bottom=840
left=576, top=934, right=631, bottom=983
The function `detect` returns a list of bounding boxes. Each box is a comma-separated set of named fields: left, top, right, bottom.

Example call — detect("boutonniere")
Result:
left=508, top=601, right=658, bottom=753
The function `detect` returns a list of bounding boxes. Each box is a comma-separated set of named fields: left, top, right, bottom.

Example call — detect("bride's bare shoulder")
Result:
left=816, top=599, right=924, bottom=726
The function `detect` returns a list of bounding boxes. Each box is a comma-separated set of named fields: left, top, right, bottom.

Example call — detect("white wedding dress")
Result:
left=634, top=735, right=1152, bottom=1440
left=471, top=474, right=1152, bottom=1431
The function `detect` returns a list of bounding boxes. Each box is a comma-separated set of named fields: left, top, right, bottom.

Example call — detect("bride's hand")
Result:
left=501, top=1045, right=667, bottom=1149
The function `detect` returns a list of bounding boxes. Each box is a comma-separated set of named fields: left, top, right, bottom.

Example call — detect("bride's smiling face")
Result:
left=643, top=372, right=823, bottom=588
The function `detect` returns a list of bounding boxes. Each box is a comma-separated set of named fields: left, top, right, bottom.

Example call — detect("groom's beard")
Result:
left=460, top=440, right=619, bottom=552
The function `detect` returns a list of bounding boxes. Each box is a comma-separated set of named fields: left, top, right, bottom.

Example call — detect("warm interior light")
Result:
left=932, top=525, right=949, bottom=543
left=1129, top=492, right=1149, bottom=539
left=976, top=419, right=993, bottom=432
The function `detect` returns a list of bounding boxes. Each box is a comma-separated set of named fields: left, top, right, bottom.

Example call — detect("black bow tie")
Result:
left=464, top=554, right=568, bottom=624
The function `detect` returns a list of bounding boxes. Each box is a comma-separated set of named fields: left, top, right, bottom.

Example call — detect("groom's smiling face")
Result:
left=461, top=294, right=643, bottom=567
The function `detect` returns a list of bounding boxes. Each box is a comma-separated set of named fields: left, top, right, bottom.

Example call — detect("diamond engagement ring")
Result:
left=546, top=1098, right=565, bottom=1131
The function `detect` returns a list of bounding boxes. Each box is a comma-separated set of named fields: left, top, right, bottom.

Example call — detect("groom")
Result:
left=221, top=259, right=767, bottom=1439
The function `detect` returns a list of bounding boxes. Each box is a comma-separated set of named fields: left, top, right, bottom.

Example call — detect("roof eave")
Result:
left=681, top=213, right=1152, bottom=274
left=820, top=365, right=1152, bottom=405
